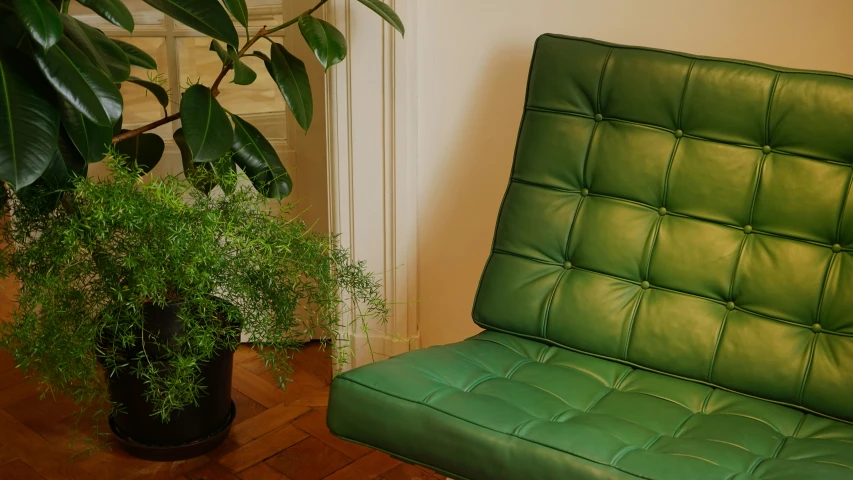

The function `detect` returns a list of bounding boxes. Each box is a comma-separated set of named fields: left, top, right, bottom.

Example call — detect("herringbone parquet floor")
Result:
left=0, top=342, right=443, bottom=480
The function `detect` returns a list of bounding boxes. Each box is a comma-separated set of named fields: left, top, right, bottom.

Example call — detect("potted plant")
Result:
left=0, top=155, right=389, bottom=460
left=0, top=0, right=402, bottom=461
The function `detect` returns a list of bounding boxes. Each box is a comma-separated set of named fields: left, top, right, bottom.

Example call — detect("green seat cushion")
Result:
left=328, top=331, right=853, bottom=480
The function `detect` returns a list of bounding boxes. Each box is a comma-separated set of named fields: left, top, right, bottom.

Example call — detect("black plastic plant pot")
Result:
left=106, top=302, right=236, bottom=462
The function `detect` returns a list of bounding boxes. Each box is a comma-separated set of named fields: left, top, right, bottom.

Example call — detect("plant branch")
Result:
left=211, top=27, right=269, bottom=96
left=110, top=0, right=328, bottom=145
left=112, top=113, right=180, bottom=143
left=111, top=30, right=266, bottom=143
left=266, top=0, right=328, bottom=34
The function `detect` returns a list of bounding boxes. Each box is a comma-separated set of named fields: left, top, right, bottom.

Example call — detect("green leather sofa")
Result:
left=327, top=35, right=853, bottom=480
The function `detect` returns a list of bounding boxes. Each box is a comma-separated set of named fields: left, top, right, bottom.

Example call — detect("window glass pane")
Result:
left=120, top=38, right=173, bottom=139
left=176, top=37, right=287, bottom=139
left=69, top=0, right=164, bottom=30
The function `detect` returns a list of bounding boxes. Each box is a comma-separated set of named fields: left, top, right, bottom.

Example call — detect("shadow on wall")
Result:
left=418, top=46, right=535, bottom=347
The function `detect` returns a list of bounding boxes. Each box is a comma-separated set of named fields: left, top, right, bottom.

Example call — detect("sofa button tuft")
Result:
left=563, top=261, right=572, bottom=270
left=726, top=301, right=736, bottom=311
left=832, top=244, right=842, bottom=253
left=658, top=207, right=667, bottom=216
left=674, top=129, right=683, bottom=138
left=744, top=225, right=753, bottom=234
left=812, top=324, right=822, bottom=333
left=581, top=188, right=589, bottom=197
left=594, top=113, right=603, bottom=122
left=762, top=145, right=772, bottom=154
left=641, top=281, right=650, bottom=290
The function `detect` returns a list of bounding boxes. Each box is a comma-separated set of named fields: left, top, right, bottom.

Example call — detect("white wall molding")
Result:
left=326, top=0, right=419, bottom=369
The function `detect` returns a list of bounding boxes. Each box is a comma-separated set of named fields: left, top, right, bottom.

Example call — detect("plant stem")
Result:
left=60, top=0, right=70, bottom=14
left=112, top=113, right=181, bottom=143
left=210, top=27, right=268, bottom=96
left=109, top=0, right=329, bottom=145
left=266, top=0, right=329, bottom=34
left=112, top=27, right=268, bottom=144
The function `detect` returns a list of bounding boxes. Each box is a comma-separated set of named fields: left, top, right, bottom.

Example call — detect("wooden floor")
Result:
left=0, top=343, right=444, bottom=480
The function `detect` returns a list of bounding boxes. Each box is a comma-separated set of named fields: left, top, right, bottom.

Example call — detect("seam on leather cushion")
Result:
left=522, top=106, right=851, bottom=168
left=469, top=322, right=852, bottom=426
left=333, top=376, right=657, bottom=480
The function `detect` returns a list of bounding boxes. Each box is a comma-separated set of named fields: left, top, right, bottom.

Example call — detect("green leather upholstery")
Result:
left=329, top=332, right=853, bottom=480
left=327, top=35, right=853, bottom=480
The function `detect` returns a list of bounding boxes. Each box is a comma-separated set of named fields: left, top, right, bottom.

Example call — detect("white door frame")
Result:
left=325, top=0, right=420, bottom=369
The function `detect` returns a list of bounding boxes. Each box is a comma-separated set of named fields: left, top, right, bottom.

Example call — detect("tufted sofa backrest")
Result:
left=473, top=34, right=853, bottom=423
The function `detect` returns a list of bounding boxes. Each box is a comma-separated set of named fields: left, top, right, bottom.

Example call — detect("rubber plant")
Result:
left=0, top=0, right=404, bottom=202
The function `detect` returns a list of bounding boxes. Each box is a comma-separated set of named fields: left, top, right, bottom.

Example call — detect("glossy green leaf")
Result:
left=298, top=15, right=346, bottom=71
left=173, top=127, right=191, bottom=161
left=112, top=39, right=156, bottom=69
left=114, top=130, right=165, bottom=174
left=77, top=20, right=130, bottom=82
left=34, top=36, right=123, bottom=126
left=16, top=147, right=67, bottom=213
left=12, top=0, right=62, bottom=49
left=175, top=127, right=236, bottom=194
left=175, top=127, right=214, bottom=194
left=222, top=0, right=247, bottom=33
left=58, top=98, right=111, bottom=164
left=75, top=0, right=134, bottom=32
left=18, top=128, right=87, bottom=213
left=14, top=124, right=85, bottom=213
left=356, top=0, right=404, bottom=36
left=214, top=155, right=237, bottom=194
left=227, top=45, right=255, bottom=85
left=0, top=12, right=27, bottom=50
left=267, top=43, right=312, bottom=132
left=249, top=50, right=269, bottom=63
left=112, top=114, right=122, bottom=136
left=42, top=146, right=69, bottom=187
left=142, top=0, right=238, bottom=47
left=0, top=53, right=59, bottom=190
left=61, top=14, right=111, bottom=76
left=209, top=39, right=227, bottom=64
left=56, top=126, right=88, bottom=178
left=231, top=114, right=291, bottom=199
left=126, top=76, right=169, bottom=112
left=179, top=84, right=232, bottom=163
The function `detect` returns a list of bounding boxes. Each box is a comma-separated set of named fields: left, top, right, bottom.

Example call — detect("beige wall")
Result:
left=415, top=0, right=853, bottom=347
